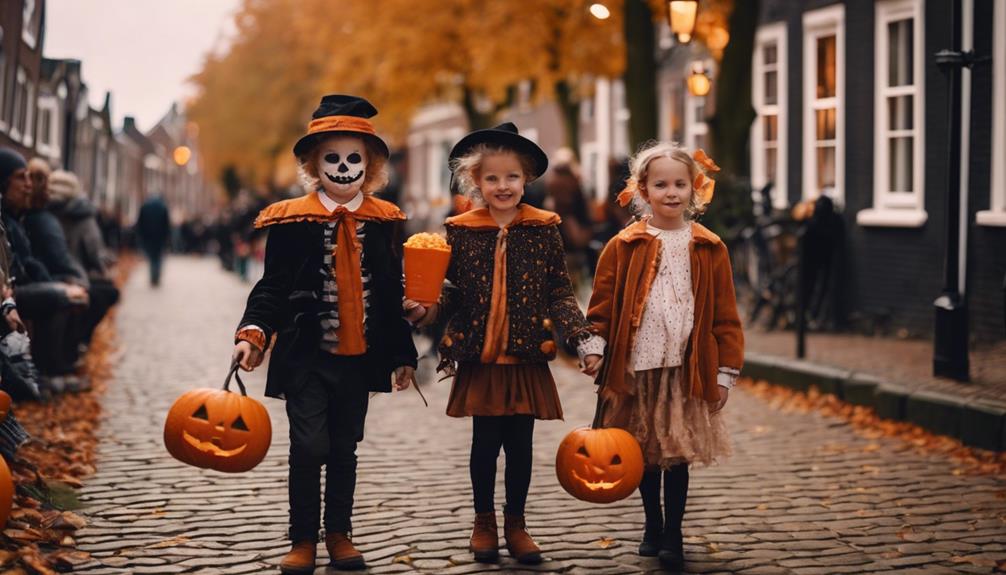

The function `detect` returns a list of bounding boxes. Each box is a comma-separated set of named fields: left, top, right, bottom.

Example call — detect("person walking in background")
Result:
left=410, top=123, right=604, bottom=565
left=136, top=193, right=171, bottom=287
left=587, top=143, right=744, bottom=571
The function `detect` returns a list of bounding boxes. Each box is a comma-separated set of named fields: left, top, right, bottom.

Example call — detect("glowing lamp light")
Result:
left=589, top=3, right=611, bottom=20
left=173, top=146, right=192, bottom=166
left=687, top=62, right=711, bottom=97
left=668, top=0, right=699, bottom=45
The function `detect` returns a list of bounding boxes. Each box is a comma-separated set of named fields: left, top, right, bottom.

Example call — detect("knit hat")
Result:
left=0, top=148, right=27, bottom=192
left=48, top=170, right=84, bottom=203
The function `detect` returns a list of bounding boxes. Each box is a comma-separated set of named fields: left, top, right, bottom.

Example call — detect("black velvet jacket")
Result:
left=437, top=205, right=592, bottom=369
left=237, top=195, right=417, bottom=398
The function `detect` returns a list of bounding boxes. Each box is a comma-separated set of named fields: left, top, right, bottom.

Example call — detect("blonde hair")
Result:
left=449, top=144, right=537, bottom=202
left=623, top=141, right=708, bottom=218
left=298, top=135, right=389, bottom=195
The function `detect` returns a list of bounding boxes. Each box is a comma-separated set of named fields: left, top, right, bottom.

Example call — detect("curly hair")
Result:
left=298, top=135, right=389, bottom=195
left=622, top=141, right=708, bottom=219
left=449, top=143, right=538, bottom=203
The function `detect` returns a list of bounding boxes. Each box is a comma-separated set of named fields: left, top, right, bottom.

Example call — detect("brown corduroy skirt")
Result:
left=446, top=362, right=563, bottom=420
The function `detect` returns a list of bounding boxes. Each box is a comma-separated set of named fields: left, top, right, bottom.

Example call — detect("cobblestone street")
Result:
left=74, top=256, right=1006, bottom=574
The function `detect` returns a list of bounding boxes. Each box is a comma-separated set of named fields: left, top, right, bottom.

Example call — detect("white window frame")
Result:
left=802, top=5, right=845, bottom=205
left=978, top=0, right=1006, bottom=226
left=751, top=22, right=788, bottom=210
left=22, top=79, right=34, bottom=148
left=22, top=0, right=38, bottom=49
left=10, top=67, right=26, bottom=142
left=858, top=0, right=928, bottom=228
left=35, top=93, right=60, bottom=159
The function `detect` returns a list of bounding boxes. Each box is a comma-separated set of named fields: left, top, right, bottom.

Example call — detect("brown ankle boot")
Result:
left=325, top=532, right=365, bottom=570
left=469, top=512, right=499, bottom=562
left=279, top=541, right=316, bottom=574
left=504, top=512, right=542, bottom=565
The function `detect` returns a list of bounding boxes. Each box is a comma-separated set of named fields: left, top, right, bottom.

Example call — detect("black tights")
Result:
left=638, top=464, right=690, bottom=532
left=470, top=415, right=535, bottom=514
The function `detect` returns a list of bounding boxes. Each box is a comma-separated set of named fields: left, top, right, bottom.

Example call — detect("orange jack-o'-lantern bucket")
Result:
left=164, top=364, right=272, bottom=473
left=555, top=361, right=644, bottom=503
left=403, top=233, right=451, bottom=306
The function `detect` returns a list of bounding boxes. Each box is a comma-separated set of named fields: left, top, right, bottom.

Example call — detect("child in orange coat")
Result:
left=586, top=142, right=744, bottom=570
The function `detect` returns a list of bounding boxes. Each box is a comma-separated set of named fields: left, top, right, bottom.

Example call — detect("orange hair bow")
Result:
left=693, top=149, right=720, bottom=173
left=693, top=173, right=716, bottom=205
left=616, top=187, right=635, bottom=207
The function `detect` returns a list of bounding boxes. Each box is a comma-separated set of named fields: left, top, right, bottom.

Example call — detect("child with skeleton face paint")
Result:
left=230, top=95, right=419, bottom=574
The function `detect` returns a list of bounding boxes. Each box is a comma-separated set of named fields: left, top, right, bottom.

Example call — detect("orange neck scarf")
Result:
left=330, top=207, right=367, bottom=355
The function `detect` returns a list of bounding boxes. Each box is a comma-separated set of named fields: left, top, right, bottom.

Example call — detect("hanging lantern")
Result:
left=667, top=0, right=699, bottom=45
left=687, top=61, right=712, bottom=97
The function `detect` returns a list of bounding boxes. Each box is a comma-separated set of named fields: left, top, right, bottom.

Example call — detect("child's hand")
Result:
left=403, top=299, right=438, bottom=327
left=394, top=366, right=415, bottom=391
left=581, top=354, right=603, bottom=376
left=710, top=385, right=729, bottom=414
left=233, top=341, right=263, bottom=372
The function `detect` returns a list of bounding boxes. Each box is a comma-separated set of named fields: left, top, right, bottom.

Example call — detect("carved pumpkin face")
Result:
left=555, top=426, right=644, bottom=503
left=164, top=388, right=271, bottom=473
left=0, top=456, right=12, bottom=527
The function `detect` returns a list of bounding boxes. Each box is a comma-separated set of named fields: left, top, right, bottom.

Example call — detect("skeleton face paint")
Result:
left=316, top=135, right=368, bottom=200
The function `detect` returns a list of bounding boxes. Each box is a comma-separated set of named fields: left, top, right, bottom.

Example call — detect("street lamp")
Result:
left=589, top=3, right=610, bottom=20
left=667, top=0, right=699, bottom=45
left=173, top=146, right=192, bottom=167
left=687, top=61, right=711, bottom=96
left=933, top=0, right=980, bottom=381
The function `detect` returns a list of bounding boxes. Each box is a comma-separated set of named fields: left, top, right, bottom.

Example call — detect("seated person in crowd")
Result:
left=3, top=153, right=89, bottom=394
left=46, top=170, right=119, bottom=345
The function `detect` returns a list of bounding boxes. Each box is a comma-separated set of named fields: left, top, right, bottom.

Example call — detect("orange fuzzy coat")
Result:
left=587, top=220, right=744, bottom=403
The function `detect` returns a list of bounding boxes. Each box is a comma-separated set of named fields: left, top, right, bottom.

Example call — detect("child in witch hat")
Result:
left=587, top=142, right=743, bottom=570
left=232, top=95, right=421, bottom=574
left=410, top=123, right=604, bottom=564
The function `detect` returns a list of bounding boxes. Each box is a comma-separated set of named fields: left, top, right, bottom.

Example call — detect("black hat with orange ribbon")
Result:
left=293, top=95, right=390, bottom=160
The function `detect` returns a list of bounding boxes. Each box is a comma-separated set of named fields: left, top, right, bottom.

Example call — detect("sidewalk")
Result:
left=744, top=329, right=1006, bottom=451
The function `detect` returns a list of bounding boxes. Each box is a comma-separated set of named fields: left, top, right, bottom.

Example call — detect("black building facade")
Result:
left=751, top=0, right=1005, bottom=341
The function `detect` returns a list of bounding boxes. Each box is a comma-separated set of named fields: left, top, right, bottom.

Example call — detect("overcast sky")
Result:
left=44, top=0, right=241, bottom=132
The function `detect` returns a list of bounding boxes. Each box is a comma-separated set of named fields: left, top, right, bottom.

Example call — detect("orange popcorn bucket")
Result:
left=403, top=234, right=451, bottom=306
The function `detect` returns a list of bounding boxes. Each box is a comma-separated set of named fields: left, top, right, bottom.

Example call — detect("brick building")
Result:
left=751, top=0, right=1004, bottom=341
left=0, top=0, right=45, bottom=157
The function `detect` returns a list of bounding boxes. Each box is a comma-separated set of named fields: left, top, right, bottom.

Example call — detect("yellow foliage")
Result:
left=188, top=0, right=731, bottom=187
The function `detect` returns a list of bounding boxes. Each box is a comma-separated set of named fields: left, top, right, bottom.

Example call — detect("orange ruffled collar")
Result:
left=254, top=193, right=405, bottom=229
left=445, top=204, right=561, bottom=230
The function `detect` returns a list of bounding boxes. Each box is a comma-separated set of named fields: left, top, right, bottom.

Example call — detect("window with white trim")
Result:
left=11, top=67, right=27, bottom=142
left=752, top=23, right=788, bottom=209
left=858, top=0, right=928, bottom=228
left=802, top=5, right=844, bottom=205
left=22, top=0, right=39, bottom=49
left=35, top=93, right=60, bottom=158
left=978, top=0, right=1006, bottom=226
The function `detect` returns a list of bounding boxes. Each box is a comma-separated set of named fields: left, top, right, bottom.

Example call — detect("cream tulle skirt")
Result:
left=602, top=367, right=731, bottom=468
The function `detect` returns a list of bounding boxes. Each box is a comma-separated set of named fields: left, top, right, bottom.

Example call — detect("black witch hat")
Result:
left=293, top=95, right=390, bottom=159
left=448, top=122, right=548, bottom=180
